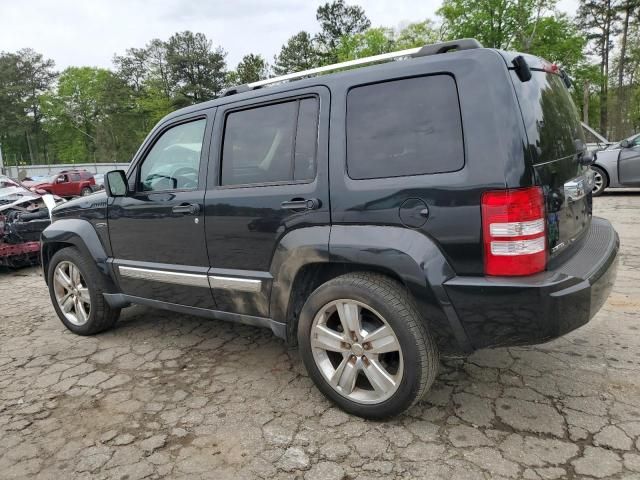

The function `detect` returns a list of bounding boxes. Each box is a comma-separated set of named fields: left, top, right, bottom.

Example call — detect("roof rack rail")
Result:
left=242, top=38, right=482, bottom=90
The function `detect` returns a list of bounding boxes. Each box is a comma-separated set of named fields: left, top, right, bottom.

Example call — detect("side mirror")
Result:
left=620, top=139, right=632, bottom=148
left=105, top=170, right=129, bottom=197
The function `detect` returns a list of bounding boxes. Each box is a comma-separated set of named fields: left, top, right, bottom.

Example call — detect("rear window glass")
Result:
left=346, top=75, right=464, bottom=180
left=513, top=72, right=585, bottom=164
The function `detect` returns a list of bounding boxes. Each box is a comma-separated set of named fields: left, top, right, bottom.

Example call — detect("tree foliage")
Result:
left=273, top=31, right=320, bottom=75
left=41, top=67, right=145, bottom=163
left=438, top=0, right=557, bottom=49
left=316, top=0, right=371, bottom=62
left=230, top=54, right=269, bottom=84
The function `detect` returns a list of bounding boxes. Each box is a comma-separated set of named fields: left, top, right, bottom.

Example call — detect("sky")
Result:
left=0, top=0, right=580, bottom=71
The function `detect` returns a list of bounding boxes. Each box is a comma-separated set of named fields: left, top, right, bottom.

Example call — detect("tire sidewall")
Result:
left=47, top=248, right=101, bottom=335
left=298, top=279, right=425, bottom=418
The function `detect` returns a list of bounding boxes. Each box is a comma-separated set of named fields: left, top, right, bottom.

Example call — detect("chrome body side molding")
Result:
left=118, top=265, right=263, bottom=293
left=208, top=275, right=262, bottom=293
left=118, top=266, right=211, bottom=288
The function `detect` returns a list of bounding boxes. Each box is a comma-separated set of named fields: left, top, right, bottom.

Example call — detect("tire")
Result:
left=591, top=166, right=608, bottom=197
left=47, top=246, right=120, bottom=335
left=297, top=272, right=439, bottom=419
left=80, top=187, right=92, bottom=196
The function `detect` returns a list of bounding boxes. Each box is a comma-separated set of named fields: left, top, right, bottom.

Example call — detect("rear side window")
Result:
left=221, top=97, right=319, bottom=186
left=346, top=75, right=464, bottom=180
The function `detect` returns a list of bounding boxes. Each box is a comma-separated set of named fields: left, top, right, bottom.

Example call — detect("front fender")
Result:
left=41, top=218, right=112, bottom=282
left=329, top=225, right=473, bottom=354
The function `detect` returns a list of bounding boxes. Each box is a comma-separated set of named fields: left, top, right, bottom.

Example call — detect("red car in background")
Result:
left=23, top=169, right=96, bottom=197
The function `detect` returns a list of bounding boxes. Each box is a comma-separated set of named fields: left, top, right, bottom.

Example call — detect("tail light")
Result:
left=481, top=187, right=547, bottom=276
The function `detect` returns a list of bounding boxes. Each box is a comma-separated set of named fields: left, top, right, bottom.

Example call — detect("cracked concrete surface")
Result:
left=0, top=192, right=639, bottom=479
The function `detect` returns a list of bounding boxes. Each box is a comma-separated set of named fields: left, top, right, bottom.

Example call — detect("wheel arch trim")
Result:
left=41, top=219, right=113, bottom=286
left=269, top=225, right=473, bottom=354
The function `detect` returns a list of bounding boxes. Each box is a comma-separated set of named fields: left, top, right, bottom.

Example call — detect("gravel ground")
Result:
left=0, top=192, right=639, bottom=480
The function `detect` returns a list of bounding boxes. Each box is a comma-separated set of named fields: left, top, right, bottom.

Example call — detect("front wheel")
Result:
left=80, top=187, right=92, bottom=196
left=297, top=272, right=439, bottom=419
left=47, top=247, right=120, bottom=335
left=591, top=166, right=608, bottom=197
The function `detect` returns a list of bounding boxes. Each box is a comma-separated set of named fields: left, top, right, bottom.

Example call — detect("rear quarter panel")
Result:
left=327, top=49, right=529, bottom=275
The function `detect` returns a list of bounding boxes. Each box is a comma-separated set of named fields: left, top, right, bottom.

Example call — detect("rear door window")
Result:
left=346, top=75, right=465, bottom=180
left=221, top=97, right=319, bottom=186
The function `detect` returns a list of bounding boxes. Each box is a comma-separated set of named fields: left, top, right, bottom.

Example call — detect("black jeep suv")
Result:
left=41, top=39, right=619, bottom=418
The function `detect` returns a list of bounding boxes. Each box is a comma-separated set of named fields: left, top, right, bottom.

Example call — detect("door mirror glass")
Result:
left=105, top=170, right=128, bottom=197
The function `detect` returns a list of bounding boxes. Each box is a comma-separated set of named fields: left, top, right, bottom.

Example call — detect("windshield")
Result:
left=613, top=133, right=640, bottom=149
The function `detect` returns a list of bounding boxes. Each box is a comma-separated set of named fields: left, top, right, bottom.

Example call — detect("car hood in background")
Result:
left=0, top=188, right=42, bottom=212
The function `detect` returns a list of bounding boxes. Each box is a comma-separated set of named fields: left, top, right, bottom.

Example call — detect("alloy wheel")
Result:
left=592, top=170, right=604, bottom=194
left=53, top=261, right=91, bottom=326
left=310, top=299, right=404, bottom=404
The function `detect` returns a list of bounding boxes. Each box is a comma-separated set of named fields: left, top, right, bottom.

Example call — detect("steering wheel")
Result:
left=171, top=167, right=199, bottom=189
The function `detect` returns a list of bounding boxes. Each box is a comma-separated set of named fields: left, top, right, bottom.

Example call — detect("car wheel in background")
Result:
left=297, top=272, right=439, bottom=419
left=591, top=166, right=608, bottom=197
left=81, top=187, right=92, bottom=196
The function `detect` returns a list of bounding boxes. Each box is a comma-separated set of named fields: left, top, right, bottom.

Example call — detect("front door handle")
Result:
left=281, top=198, right=321, bottom=210
left=172, top=203, right=200, bottom=215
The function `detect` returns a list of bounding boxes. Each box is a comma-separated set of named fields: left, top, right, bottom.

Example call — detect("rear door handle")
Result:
left=172, top=203, right=200, bottom=215
left=281, top=198, right=321, bottom=210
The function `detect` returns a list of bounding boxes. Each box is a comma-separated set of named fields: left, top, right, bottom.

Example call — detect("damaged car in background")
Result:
left=0, top=176, right=65, bottom=267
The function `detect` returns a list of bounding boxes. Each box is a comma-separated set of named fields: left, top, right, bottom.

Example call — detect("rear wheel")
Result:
left=48, top=247, right=120, bottom=335
left=591, top=166, right=608, bottom=197
left=297, top=272, right=439, bottom=419
left=80, top=187, right=92, bottom=196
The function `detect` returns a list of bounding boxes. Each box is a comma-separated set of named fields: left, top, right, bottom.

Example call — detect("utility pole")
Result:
left=0, top=143, right=4, bottom=176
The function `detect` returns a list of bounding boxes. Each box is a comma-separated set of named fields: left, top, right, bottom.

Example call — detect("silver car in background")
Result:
left=591, top=132, right=640, bottom=196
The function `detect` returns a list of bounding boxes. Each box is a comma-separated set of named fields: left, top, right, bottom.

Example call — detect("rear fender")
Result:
left=329, top=225, right=473, bottom=354
left=269, top=226, right=332, bottom=324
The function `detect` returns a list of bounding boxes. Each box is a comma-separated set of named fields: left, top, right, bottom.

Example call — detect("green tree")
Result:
left=515, top=15, right=586, bottom=72
left=0, top=49, right=56, bottom=165
left=316, top=0, right=371, bottom=62
left=113, top=39, right=175, bottom=127
left=335, top=27, right=396, bottom=61
left=42, top=67, right=144, bottom=163
left=395, top=20, right=441, bottom=49
left=166, top=31, right=227, bottom=104
left=273, top=31, right=320, bottom=75
left=438, top=0, right=557, bottom=49
left=0, top=52, right=25, bottom=165
left=578, top=0, right=622, bottom=135
left=231, top=53, right=269, bottom=84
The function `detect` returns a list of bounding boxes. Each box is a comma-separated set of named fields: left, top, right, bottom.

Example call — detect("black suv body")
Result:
left=41, top=41, right=619, bottom=418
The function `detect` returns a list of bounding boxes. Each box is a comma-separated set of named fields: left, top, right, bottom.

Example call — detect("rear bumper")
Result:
left=444, top=217, right=619, bottom=349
